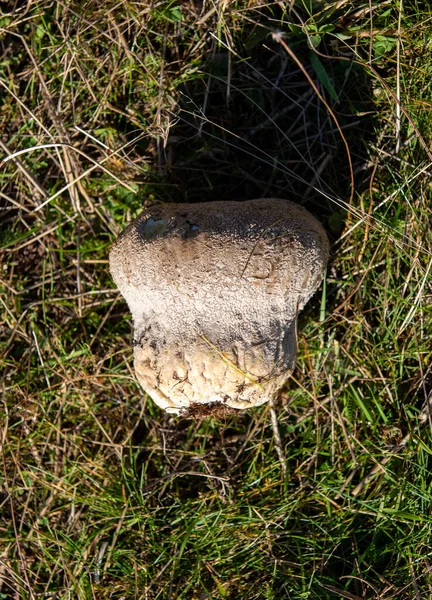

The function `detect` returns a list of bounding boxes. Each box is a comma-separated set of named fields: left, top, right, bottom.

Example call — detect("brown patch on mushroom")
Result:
left=110, top=198, right=329, bottom=415
left=181, top=402, right=239, bottom=420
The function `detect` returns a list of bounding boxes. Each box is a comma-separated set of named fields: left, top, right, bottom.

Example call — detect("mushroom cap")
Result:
left=110, top=198, right=329, bottom=414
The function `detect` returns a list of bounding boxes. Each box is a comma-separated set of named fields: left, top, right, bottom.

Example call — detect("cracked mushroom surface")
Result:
left=110, top=198, right=329, bottom=415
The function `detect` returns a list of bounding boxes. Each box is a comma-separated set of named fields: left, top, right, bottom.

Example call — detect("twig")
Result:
left=395, top=0, right=403, bottom=153
left=31, top=329, right=50, bottom=388
left=269, top=398, right=287, bottom=477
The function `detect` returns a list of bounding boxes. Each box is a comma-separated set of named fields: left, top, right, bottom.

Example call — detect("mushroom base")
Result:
left=177, top=402, right=239, bottom=420
left=134, top=333, right=296, bottom=415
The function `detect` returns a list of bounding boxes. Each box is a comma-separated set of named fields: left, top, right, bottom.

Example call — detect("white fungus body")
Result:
left=109, top=199, right=329, bottom=415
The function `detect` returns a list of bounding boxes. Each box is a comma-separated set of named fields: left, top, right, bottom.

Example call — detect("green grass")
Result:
left=1, top=0, right=432, bottom=598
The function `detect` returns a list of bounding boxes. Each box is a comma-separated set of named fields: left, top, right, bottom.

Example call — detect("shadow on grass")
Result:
left=144, top=32, right=375, bottom=244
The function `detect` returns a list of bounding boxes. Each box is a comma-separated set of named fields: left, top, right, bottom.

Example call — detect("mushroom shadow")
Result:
left=149, top=30, right=375, bottom=244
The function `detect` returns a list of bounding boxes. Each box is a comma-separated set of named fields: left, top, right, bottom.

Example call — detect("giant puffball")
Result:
left=109, top=198, right=329, bottom=415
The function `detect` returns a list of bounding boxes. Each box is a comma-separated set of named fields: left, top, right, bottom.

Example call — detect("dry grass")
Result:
left=1, top=1, right=432, bottom=598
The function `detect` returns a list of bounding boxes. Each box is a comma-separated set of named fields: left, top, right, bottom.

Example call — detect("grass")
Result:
left=1, top=0, right=432, bottom=598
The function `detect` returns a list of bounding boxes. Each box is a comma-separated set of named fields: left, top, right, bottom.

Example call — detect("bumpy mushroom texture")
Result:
left=110, top=198, right=329, bottom=415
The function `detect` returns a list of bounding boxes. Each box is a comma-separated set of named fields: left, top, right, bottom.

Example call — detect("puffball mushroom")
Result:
left=109, top=198, right=329, bottom=415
